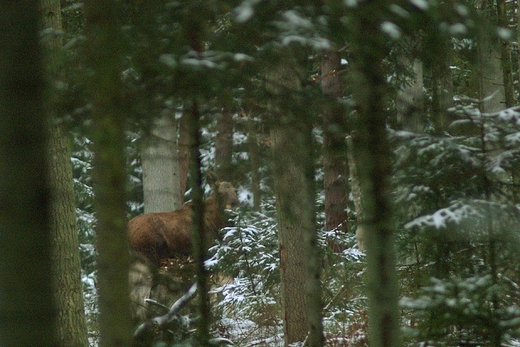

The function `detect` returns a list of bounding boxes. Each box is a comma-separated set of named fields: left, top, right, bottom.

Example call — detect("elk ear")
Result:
left=206, top=170, right=219, bottom=188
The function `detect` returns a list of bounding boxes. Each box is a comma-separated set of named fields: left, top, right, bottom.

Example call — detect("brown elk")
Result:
left=128, top=172, right=239, bottom=267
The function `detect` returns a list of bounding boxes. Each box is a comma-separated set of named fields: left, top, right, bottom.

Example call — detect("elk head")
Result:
left=207, top=171, right=239, bottom=211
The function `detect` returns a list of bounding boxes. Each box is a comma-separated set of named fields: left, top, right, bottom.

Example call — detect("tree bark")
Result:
left=215, top=109, right=234, bottom=180
left=477, top=0, right=506, bottom=113
left=142, top=114, right=182, bottom=213
left=247, top=112, right=262, bottom=211
left=0, top=1, right=57, bottom=346
left=47, top=125, right=89, bottom=347
left=350, top=2, right=401, bottom=347
left=321, top=50, right=349, bottom=252
left=41, top=1, right=89, bottom=345
left=83, top=0, right=133, bottom=345
left=346, top=137, right=366, bottom=252
left=267, top=58, right=324, bottom=347
left=397, top=57, right=426, bottom=132
left=189, top=102, right=211, bottom=346
left=431, top=51, right=453, bottom=133
left=497, top=0, right=515, bottom=108
left=178, top=112, right=191, bottom=202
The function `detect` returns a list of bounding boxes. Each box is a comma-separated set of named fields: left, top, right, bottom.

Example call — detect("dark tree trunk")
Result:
left=188, top=102, right=211, bottom=346
left=83, top=0, right=133, bottom=345
left=185, top=11, right=211, bottom=345
left=178, top=112, right=191, bottom=202
left=349, top=2, right=401, bottom=347
left=321, top=50, right=349, bottom=251
left=0, top=1, right=57, bottom=346
left=431, top=44, right=453, bottom=133
left=215, top=109, right=234, bottom=180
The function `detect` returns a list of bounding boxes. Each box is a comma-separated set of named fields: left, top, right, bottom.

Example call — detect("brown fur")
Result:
left=128, top=180, right=238, bottom=266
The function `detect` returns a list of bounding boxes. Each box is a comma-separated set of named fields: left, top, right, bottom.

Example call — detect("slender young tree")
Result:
left=178, top=112, right=191, bottom=202
left=349, top=2, right=401, bottom=347
left=183, top=6, right=211, bottom=344
left=247, top=111, right=262, bottom=211
left=0, top=1, right=57, bottom=346
left=41, top=1, right=89, bottom=346
left=83, top=0, right=133, bottom=346
left=188, top=102, right=211, bottom=346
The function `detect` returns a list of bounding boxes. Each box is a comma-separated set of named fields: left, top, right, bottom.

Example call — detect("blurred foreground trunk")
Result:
left=0, top=1, right=57, bottom=345
left=84, top=0, right=133, bottom=345
left=349, top=2, right=401, bottom=347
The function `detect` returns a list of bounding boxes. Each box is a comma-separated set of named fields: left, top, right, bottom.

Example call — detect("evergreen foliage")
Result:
left=54, top=0, right=520, bottom=345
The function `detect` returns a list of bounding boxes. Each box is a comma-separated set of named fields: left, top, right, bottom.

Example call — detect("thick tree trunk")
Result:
left=321, top=50, right=349, bottom=251
left=267, top=58, right=324, bottom=347
left=83, top=0, right=133, bottom=346
left=48, top=124, right=89, bottom=347
left=350, top=2, right=401, bottom=347
left=215, top=109, right=234, bottom=180
left=41, top=1, right=89, bottom=345
left=142, top=114, right=182, bottom=213
left=271, top=124, right=323, bottom=347
left=0, top=1, right=57, bottom=346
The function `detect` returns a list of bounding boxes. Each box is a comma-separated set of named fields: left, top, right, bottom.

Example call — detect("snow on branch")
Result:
left=405, top=202, right=482, bottom=229
left=134, top=283, right=198, bottom=339
left=488, top=106, right=520, bottom=124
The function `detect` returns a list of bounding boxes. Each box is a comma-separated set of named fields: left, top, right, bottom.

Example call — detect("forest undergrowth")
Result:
left=75, top=103, right=520, bottom=346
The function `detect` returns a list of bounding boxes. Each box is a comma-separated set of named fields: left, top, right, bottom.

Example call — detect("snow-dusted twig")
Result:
left=134, top=283, right=198, bottom=339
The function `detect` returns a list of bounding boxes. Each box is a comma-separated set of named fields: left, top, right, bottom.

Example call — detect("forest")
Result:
left=1, top=0, right=520, bottom=346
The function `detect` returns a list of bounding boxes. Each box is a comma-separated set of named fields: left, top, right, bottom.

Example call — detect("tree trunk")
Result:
left=41, top=1, right=89, bottom=346
left=83, top=0, right=133, bottom=346
left=350, top=2, right=401, bottom=347
left=189, top=102, right=211, bottom=346
left=497, top=0, right=515, bottom=108
left=142, top=114, right=181, bottom=213
left=185, top=13, right=211, bottom=344
left=215, top=109, right=234, bottom=180
left=477, top=0, right=506, bottom=113
left=0, top=1, right=57, bottom=346
left=267, top=58, right=324, bottom=347
left=431, top=51, right=453, bottom=133
left=247, top=112, right=262, bottom=211
left=178, top=112, right=191, bottom=202
left=346, top=137, right=366, bottom=252
left=48, top=125, right=89, bottom=347
left=397, top=57, right=426, bottom=132
left=321, top=50, right=349, bottom=252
